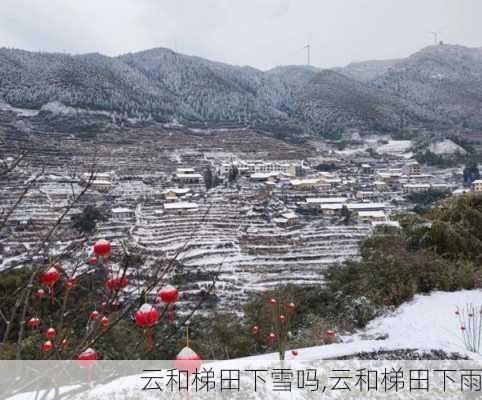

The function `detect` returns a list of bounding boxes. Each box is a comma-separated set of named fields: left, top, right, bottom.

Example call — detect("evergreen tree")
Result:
left=228, top=165, right=239, bottom=183
left=203, top=167, right=213, bottom=190
left=71, top=206, right=106, bottom=234
left=463, top=160, right=480, bottom=185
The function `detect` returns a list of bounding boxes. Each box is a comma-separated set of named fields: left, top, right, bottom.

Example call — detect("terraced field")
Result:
left=91, top=186, right=372, bottom=312
left=1, top=110, right=371, bottom=313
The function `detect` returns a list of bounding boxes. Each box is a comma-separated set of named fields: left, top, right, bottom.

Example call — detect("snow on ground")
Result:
left=334, top=146, right=368, bottom=156
left=9, top=290, right=482, bottom=400
left=0, top=100, right=39, bottom=116
left=376, top=140, right=412, bottom=155
left=345, top=290, right=481, bottom=357
left=429, top=139, right=467, bottom=155
left=236, top=290, right=482, bottom=363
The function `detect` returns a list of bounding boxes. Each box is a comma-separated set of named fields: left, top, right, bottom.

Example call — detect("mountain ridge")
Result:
left=1, top=43, right=481, bottom=135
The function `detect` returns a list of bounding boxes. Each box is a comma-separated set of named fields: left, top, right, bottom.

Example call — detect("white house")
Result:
left=163, top=188, right=191, bottom=201
left=306, top=197, right=348, bottom=205
left=406, top=161, right=421, bottom=176
left=174, top=170, right=203, bottom=184
left=320, top=204, right=344, bottom=215
left=403, top=183, right=431, bottom=193
left=472, top=180, right=482, bottom=192
left=163, top=202, right=199, bottom=215
left=357, top=210, right=386, bottom=224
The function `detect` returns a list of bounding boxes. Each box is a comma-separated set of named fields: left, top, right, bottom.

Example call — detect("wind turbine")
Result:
left=428, top=27, right=446, bottom=45
left=304, top=44, right=311, bottom=66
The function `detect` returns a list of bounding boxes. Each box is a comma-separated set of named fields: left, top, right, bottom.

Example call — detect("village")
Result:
left=1, top=117, right=479, bottom=315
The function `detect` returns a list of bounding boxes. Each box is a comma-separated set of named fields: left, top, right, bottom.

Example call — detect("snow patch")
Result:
left=428, top=139, right=467, bottom=155
left=377, top=140, right=412, bottom=154
left=41, top=101, right=78, bottom=115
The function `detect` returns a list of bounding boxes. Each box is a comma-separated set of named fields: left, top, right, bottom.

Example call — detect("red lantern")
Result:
left=175, top=346, right=202, bottom=375
left=78, top=348, right=98, bottom=383
left=36, top=289, right=46, bottom=300
left=88, top=257, right=98, bottom=266
left=278, top=315, right=286, bottom=323
left=94, top=240, right=112, bottom=257
left=42, top=340, right=53, bottom=353
left=267, top=332, right=277, bottom=345
left=251, top=325, right=260, bottom=336
left=287, top=302, right=296, bottom=313
left=159, top=285, right=179, bottom=304
left=291, top=350, right=299, bottom=357
left=41, top=266, right=60, bottom=287
left=269, top=298, right=277, bottom=306
left=46, top=327, right=57, bottom=339
left=78, top=348, right=98, bottom=368
left=325, top=329, right=336, bottom=338
left=106, top=279, right=116, bottom=291
left=106, top=277, right=129, bottom=291
left=324, top=329, right=336, bottom=344
left=65, top=278, right=76, bottom=290
left=90, top=310, right=100, bottom=320
left=41, top=266, right=60, bottom=302
left=135, top=304, right=160, bottom=352
left=100, top=316, right=110, bottom=331
left=27, top=317, right=40, bottom=329
left=100, top=302, right=107, bottom=311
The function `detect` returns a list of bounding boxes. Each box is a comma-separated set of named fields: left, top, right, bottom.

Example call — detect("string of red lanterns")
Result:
left=32, top=239, right=193, bottom=367
left=250, top=297, right=298, bottom=360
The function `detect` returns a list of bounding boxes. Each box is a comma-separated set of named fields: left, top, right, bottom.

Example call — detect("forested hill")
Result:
left=1, top=44, right=482, bottom=135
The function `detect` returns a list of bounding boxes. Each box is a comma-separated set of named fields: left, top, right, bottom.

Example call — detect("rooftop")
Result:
left=306, top=197, right=348, bottom=204
left=163, top=202, right=199, bottom=210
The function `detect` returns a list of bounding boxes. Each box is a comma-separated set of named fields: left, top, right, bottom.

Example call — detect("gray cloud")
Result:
left=1, top=0, right=481, bottom=70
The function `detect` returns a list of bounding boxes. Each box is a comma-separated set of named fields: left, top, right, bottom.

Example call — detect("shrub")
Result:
left=327, top=233, right=478, bottom=308
left=71, top=205, right=106, bottom=234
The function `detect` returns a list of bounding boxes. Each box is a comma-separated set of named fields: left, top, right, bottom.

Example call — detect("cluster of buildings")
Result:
left=75, top=155, right=481, bottom=229
left=218, top=160, right=306, bottom=179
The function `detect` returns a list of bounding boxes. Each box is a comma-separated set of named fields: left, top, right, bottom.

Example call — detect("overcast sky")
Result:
left=1, top=0, right=481, bottom=70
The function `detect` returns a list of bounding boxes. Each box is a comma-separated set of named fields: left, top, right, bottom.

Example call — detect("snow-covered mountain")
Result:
left=372, top=44, right=482, bottom=129
left=293, top=69, right=438, bottom=136
left=334, top=58, right=401, bottom=82
left=1, top=44, right=482, bottom=135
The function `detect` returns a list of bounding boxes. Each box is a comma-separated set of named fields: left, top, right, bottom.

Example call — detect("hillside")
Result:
left=1, top=44, right=482, bottom=135
left=9, top=290, right=480, bottom=400
left=0, top=47, right=295, bottom=126
left=372, top=44, right=482, bottom=129
left=293, top=69, right=437, bottom=136
left=334, top=58, right=401, bottom=82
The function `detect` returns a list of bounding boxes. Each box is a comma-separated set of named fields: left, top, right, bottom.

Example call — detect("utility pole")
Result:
left=429, top=31, right=439, bottom=45
left=304, top=44, right=311, bottom=66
